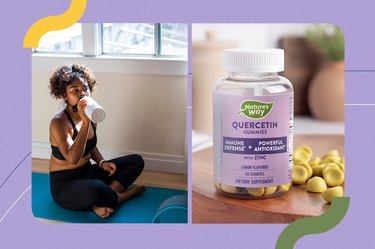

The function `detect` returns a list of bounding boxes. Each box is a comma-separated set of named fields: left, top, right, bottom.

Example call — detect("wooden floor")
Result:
left=32, top=158, right=187, bottom=190
left=32, top=158, right=187, bottom=224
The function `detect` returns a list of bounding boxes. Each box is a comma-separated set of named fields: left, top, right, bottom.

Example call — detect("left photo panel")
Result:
left=31, top=23, right=188, bottom=223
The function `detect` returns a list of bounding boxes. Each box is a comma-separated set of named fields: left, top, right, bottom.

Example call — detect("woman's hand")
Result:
left=101, top=161, right=117, bottom=176
left=77, top=98, right=91, bottom=124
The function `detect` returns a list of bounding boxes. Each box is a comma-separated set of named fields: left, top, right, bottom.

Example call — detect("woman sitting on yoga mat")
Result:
left=48, top=64, right=146, bottom=218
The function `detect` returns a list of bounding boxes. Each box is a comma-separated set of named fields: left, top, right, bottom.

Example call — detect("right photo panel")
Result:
left=192, top=24, right=345, bottom=223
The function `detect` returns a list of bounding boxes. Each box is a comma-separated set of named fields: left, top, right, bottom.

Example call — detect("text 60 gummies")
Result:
left=213, top=48, right=294, bottom=199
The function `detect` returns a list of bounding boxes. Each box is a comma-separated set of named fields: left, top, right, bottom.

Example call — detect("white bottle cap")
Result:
left=224, top=48, right=284, bottom=73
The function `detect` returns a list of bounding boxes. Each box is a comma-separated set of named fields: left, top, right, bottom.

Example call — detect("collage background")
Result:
left=1, top=0, right=374, bottom=248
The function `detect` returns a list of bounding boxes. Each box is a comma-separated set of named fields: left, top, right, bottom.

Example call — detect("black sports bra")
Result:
left=51, top=109, right=97, bottom=161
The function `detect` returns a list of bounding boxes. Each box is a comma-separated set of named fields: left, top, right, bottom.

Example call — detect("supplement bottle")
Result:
left=213, top=48, right=293, bottom=199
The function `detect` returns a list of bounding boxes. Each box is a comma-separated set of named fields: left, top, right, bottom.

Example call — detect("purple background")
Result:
left=0, top=0, right=374, bottom=248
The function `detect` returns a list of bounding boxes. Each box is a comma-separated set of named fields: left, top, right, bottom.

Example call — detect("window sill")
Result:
left=32, top=53, right=188, bottom=76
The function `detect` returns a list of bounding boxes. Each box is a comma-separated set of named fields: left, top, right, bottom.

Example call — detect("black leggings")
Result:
left=50, top=154, right=144, bottom=211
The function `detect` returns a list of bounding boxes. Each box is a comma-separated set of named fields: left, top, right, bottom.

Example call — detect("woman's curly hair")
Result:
left=49, top=64, right=97, bottom=99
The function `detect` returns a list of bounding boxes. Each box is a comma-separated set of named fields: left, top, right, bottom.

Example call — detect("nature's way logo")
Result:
left=236, top=100, right=274, bottom=119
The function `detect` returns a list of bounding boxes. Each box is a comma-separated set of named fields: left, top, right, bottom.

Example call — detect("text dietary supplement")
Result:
left=213, top=48, right=294, bottom=199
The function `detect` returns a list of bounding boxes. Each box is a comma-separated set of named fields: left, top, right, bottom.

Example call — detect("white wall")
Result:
left=192, top=23, right=309, bottom=48
left=32, top=57, right=188, bottom=174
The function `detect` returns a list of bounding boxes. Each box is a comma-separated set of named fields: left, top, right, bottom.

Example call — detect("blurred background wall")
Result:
left=193, top=24, right=308, bottom=48
left=192, top=24, right=344, bottom=137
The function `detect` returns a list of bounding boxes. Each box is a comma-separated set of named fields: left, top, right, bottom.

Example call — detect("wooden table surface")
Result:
left=192, top=135, right=344, bottom=224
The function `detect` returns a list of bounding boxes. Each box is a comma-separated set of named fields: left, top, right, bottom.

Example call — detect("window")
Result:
left=102, top=23, right=155, bottom=55
left=160, top=23, right=188, bottom=56
left=35, top=23, right=82, bottom=53
left=35, top=23, right=188, bottom=58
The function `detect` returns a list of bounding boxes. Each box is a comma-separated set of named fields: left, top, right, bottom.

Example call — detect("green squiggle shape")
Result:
left=276, top=197, right=350, bottom=249
left=23, top=0, right=87, bottom=48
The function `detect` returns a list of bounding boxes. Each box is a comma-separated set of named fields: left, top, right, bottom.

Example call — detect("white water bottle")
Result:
left=83, top=96, right=106, bottom=123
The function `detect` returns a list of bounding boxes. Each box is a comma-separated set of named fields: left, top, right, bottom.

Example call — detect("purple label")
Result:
left=214, top=92, right=293, bottom=188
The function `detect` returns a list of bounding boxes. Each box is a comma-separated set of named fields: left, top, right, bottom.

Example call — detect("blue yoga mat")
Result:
left=32, top=172, right=187, bottom=223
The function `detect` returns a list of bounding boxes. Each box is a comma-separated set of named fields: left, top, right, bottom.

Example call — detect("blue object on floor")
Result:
left=152, top=195, right=188, bottom=223
left=32, top=172, right=187, bottom=223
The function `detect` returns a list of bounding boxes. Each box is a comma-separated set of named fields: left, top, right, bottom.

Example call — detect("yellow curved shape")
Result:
left=23, top=0, right=87, bottom=48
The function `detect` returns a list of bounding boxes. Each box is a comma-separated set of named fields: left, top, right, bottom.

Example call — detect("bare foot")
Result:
left=117, top=185, right=147, bottom=203
left=92, top=206, right=114, bottom=218
left=129, top=185, right=147, bottom=196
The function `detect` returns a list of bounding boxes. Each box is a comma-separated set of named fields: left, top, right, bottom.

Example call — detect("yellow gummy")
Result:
left=321, top=156, right=341, bottom=164
left=294, top=158, right=307, bottom=165
left=295, top=161, right=313, bottom=179
left=264, top=186, right=277, bottom=195
left=325, top=149, right=340, bottom=158
left=336, top=162, right=345, bottom=172
left=323, top=166, right=345, bottom=187
left=246, top=187, right=265, bottom=196
left=293, top=150, right=310, bottom=162
left=214, top=181, right=221, bottom=190
left=322, top=163, right=341, bottom=176
left=309, top=157, right=321, bottom=167
left=322, top=186, right=344, bottom=203
left=277, top=182, right=291, bottom=192
left=295, top=145, right=313, bottom=157
left=312, top=164, right=325, bottom=177
left=221, top=184, right=237, bottom=194
left=307, top=177, right=327, bottom=193
left=292, top=165, right=308, bottom=185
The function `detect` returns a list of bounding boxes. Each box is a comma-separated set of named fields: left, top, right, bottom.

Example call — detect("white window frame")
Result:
left=32, top=23, right=188, bottom=76
left=82, top=23, right=102, bottom=56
